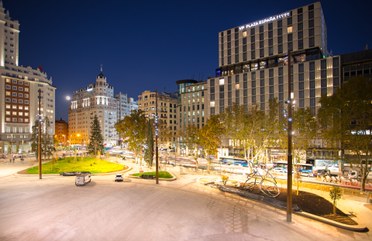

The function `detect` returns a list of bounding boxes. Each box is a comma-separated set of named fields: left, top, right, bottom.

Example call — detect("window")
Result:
left=219, top=78, right=225, bottom=85
left=6, top=91, right=11, bottom=96
left=287, top=26, right=293, bottom=33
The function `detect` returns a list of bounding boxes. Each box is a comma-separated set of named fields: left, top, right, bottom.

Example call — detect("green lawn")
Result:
left=131, top=171, right=173, bottom=179
left=26, top=156, right=126, bottom=174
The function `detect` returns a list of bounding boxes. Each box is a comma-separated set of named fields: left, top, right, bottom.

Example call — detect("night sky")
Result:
left=3, top=0, right=372, bottom=120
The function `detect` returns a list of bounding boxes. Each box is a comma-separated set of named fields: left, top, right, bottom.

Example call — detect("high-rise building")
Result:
left=68, top=69, right=118, bottom=146
left=208, top=2, right=340, bottom=116
left=0, top=2, right=55, bottom=154
left=138, top=90, right=178, bottom=149
left=68, top=68, right=137, bottom=147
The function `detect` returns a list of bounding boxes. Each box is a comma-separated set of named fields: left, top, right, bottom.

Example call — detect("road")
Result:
left=0, top=160, right=371, bottom=241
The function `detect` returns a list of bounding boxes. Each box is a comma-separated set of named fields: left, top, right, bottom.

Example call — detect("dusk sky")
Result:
left=3, top=0, right=372, bottom=120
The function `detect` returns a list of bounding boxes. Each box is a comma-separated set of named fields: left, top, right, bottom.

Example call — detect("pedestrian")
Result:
left=12, top=154, right=15, bottom=163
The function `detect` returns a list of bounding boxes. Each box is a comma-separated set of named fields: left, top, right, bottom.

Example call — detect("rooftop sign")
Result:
left=239, top=12, right=290, bottom=31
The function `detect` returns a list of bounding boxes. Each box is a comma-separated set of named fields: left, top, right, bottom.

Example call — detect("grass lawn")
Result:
left=132, top=171, right=173, bottom=179
left=25, top=156, right=126, bottom=174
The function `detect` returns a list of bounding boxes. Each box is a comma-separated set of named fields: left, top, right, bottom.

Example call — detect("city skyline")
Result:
left=4, top=0, right=372, bottom=120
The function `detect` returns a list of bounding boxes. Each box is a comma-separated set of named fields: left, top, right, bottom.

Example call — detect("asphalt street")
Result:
left=0, top=159, right=371, bottom=241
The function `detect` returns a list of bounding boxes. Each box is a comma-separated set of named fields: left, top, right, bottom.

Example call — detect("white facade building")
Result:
left=0, top=2, right=55, bottom=154
left=68, top=69, right=137, bottom=147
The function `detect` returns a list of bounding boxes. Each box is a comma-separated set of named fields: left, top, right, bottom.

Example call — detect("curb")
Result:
left=296, top=211, right=369, bottom=232
left=128, top=171, right=177, bottom=181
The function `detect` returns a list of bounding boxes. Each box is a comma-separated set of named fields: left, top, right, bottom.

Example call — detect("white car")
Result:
left=115, top=174, right=123, bottom=182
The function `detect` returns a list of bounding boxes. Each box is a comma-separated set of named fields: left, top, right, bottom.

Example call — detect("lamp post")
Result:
left=38, top=89, right=42, bottom=179
left=287, top=52, right=293, bottom=222
left=155, top=91, right=159, bottom=184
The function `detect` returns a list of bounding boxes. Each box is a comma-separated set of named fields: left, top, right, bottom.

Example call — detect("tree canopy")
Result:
left=115, top=110, right=147, bottom=160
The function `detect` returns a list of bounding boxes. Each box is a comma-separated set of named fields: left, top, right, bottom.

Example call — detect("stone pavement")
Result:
left=0, top=156, right=371, bottom=241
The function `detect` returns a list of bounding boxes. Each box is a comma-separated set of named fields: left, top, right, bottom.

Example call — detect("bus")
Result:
left=219, top=157, right=248, bottom=167
left=273, top=161, right=314, bottom=176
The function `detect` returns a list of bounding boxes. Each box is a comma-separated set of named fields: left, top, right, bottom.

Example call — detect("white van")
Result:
left=75, top=172, right=91, bottom=186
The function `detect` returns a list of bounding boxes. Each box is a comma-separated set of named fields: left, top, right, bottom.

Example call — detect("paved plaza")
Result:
left=0, top=159, right=371, bottom=241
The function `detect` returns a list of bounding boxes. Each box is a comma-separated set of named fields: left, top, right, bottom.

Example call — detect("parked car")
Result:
left=115, top=174, right=123, bottom=182
left=271, top=167, right=287, bottom=174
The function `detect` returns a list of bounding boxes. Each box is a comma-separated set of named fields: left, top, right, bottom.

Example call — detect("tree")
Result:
left=42, top=117, right=54, bottom=160
left=144, top=120, right=154, bottom=167
left=329, top=186, right=342, bottom=215
left=219, top=104, right=248, bottom=158
left=198, top=115, right=225, bottom=172
left=88, top=115, right=104, bottom=156
left=115, top=110, right=147, bottom=164
left=184, top=125, right=201, bottom=157
left=31, top=117, right=54, bottom=160
left=292, top=108, right=317, bottom=163
left=318, top=77, right=372, bottom=191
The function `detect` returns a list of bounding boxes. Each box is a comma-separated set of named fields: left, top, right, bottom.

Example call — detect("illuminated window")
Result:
left=287, top=26, right=293, bottom=33
left=210, top=101, right=215, bottom=107
left=219, top=78, right=225, bottom=85
left=6, top=104, right=11, bottom=109
left=6, top=111, right=10, bottom=115
left=6, top=91, right=11, bottom=96
left=12, top=105, right=17, bottom=109
left=242, top=31, right=247, bottom=37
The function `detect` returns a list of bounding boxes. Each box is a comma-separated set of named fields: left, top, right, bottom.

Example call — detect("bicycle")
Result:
left=241, top=161, right=280, bottom=198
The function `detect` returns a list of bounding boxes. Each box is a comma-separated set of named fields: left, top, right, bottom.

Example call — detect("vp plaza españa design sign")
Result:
left=239, top=12, right=290, bottom=31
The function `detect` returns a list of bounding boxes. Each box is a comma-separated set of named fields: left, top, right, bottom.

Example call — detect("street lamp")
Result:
left=37, top=89, right=42, bottom=179
left=286, top=52, right=293, bottom=222
left=155, top=91, right=159, bottom=184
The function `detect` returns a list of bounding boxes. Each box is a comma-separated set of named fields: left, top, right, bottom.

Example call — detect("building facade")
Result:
left=138, top=90, right=178, bottom=149
left=55, top=118, right=68, bottom=146
left=68, top=69, right=137, bottom=147
left=0, top=2, right=55, bottom=154
left=341, top=49, right=372, bottom=82
left=116, top=92, right=138, bottom=120
left=176, top=80, right=206, bottom=132
left=208, top=2, right=340, bottom=117
left=68, top=70, right=118, bottom=146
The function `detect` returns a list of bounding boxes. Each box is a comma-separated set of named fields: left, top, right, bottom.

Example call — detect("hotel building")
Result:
left=207, top=2, right=340, bottom=116
left=0, top=2, right=55, bottom=154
